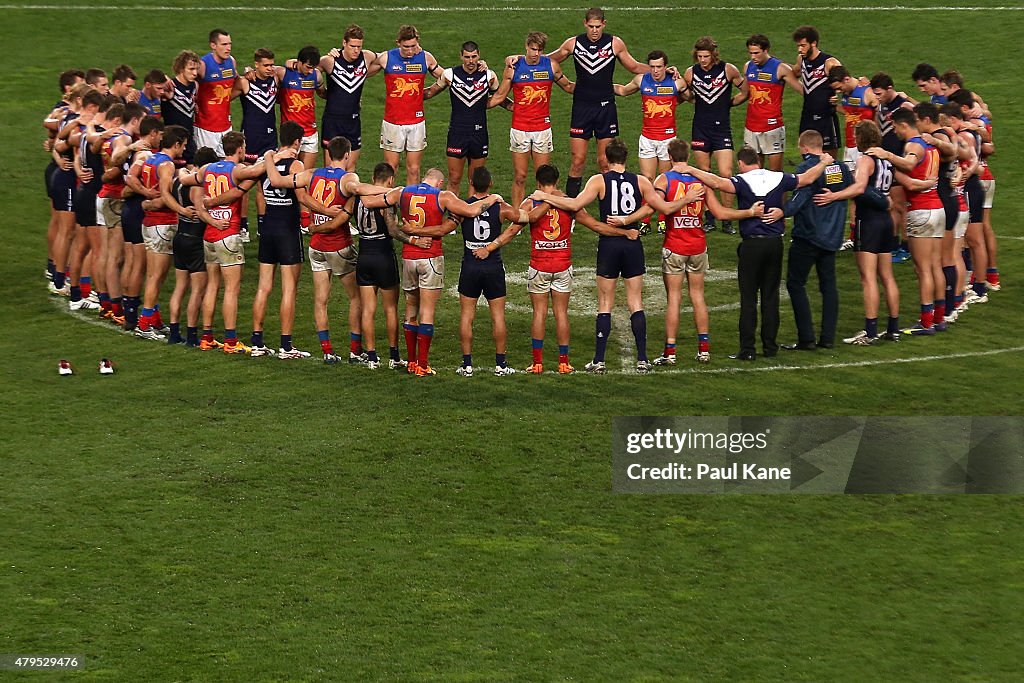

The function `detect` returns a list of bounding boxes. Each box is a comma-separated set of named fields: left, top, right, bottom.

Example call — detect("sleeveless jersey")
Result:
left=930, top=128, right=958, bottom=207
left=308, top=167, right=352, bottom=251
left=138, top=91, right=162, bottom=118
left=877, top=94, right=907, bottom=155
left=529, top=199, right=573, bottom=272
left=141, top=152, right=177, bottom=226
left=57, top=111, right=79, bottom=164
left=202, top=160, right=243, bottom=240
left=691, top=62, right=732, bottom=126
left=639, top=72, right=678, bottom=140
left=383, top=49, right=427, bottom=125
left=324, top=52, right=368, bottom=120
left=930, top=94, right=948, bottom=105
left=241, top=76, right=278, bottom=139
left=745, top=58, right=785, bottom=131
left=261, top=158, right=300, bottom=231
left=840, top=85, right=875, bottom=148
left=461, top=195, right=503, bottom=263
left=855, top=156, right=894, bottom=216
left=196, top=53, right=236, bottom=131
left=599, top=171, right=643, bottom=229
left=572, top=33, right=616, bottom=102
left=446, top=66, right=494, bottom=132
left=164, top=78, right=196, bottom=133
left=662, top=171, right=707, bottom=256
left=905, top=137, right=942, bottom=210
left=172, top=177, right=203, bottom=238
left=978, top=119, right=994, bottom=181
left=280, top=67, right=320, bottom=136
left=353, top=197, right=394, bottom=254
left=511, top=57, right=554, bottom=132
left=99, top=130, right=132, bottom=198
left=799, top=50, right=833, bottom=114
left=400, top=183, right=444, bottom=259
left=79, top=123, right=105, bottom=191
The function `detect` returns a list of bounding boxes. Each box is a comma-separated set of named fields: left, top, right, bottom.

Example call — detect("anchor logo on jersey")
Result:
left=518, top=85, right=549, bottom=106
left=390, top=77, right=421, bottom=97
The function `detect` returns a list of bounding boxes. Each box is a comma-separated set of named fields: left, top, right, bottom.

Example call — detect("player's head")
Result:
left=142, top=69, right=168, bottom=98
left=209, top=29, right=232, bottom=59
left=67, top=82, right=91, bottom=108
left=173, top=51, right=201, bottom=82
left=605, top=138, right=628, bottom=165
left=329, top=136, right=352, bottom=162
left=222, top=131, right=245, bottom=158
left=583, top=8, right=606, bottom=41
left=396, top=25, right=420, bottom=58
left=81, top=88, right=105, bottom=114
left=853, top=119, right=882, bottom=153
left=827, top=65, right=853, bottom=93
left=194, top=147, right=220, bottom=168
left=912, top=63, right=942, bottom=95
left=122, top=102, right=146, bottom=131
left=746, top=35, right=771, bottom=65
left=280, top=121, right=304, bottom=149
left=891, top=108, right=918, bottom=140
left=535, top=164, right=559, bottom=188
left=947, top=88, right=975, bottom=112
left=471, top=166, right=492, bottom=193
left=913, top=102, right=940, bottom=126
left=104, top=103, right=126, bottom=125
left=373, top=162, right=396, bottom=187
left=85, top=68, right=109, bottom=94
left=110, top=64, right=137, bottom=96
left=939, top=103, right=965, bottom=127
left=647, top=50, right=667, bottom=80
left=58, top=69, right=85, bottom=96
left=940, top=69, right=964, bottom=92
left=139, top=115, right=164, bottom=144
left=253, top=48, right=276, bottom=78
left=342, top=25, right=365, bottom=59
left=869, top=72, right=895, bottom=102
left=423, top=168, right=445, bottom=188
left=668, top=138, right=690, bottom=163
left=797, top=130, right=824, bottom=153
left=161, top=125, right=189, bottom=155
left=461, top=42, right=481, bottom=71
left=525, top=31, right=547, bottom=60
left=692, top=36, right=719, bottom=68
left=296, top=46, right=321, bottom=75
left=792, top=25, right=819, bottom=57
left=736, top=146, right=761, bottom=169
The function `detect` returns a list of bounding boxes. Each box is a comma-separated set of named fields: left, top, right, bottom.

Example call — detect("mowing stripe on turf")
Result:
left=3, top=4, right=1023, bottom=10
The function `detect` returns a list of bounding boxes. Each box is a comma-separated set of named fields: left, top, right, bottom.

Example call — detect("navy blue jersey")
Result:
left=57, top=110, right=79, bottom=163
left=241, top=76, right=278, bottom=141
left=730, top=169, right=798, bottom=236
left=799, top=50, right=834, bottom=115
left=691, top=61, right=732, bottom=125
left=172, top=178, right=203, bottom=237
left=599, top=171, right=642, bottom=228
left=163, top=78, right=196, bottom=133
left=261, top=158, right=300, bottom=230
left=855, top=156, right=894, bottom=217
left=573, top=33, right=616, bottom=102
left=446, top=66, right=494, bottom=132
left=324, top=52, right=367, bottom=120
left=79, top=124, right=105, bottom=188
left=353, top=196, right=395, bottom=254
left=877, top=94, right=907, bottom=155
left=461, top=195, right=503, bottom=263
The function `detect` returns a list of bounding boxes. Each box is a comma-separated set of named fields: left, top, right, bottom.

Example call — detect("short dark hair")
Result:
left=647, top=50, right=668, bottom=65
left=471, top=166, right=491, bottom=193
left=869, top=72, right=894, bottom=90
left=143, top=69, right=167, bottom=85
left=162, top=124, right=189, bottom=149
left=667, top=138, right=690, bottom=162
left=746, top=34, right=770, bottom=50
left=912, top=63, right=940, bottom=82
left=939, top=103, right=964, bottom=121
left=344, top=24, right=364, bottom=42
left=82, top=89, right=105, bottom=108
left=58, top=69, right=85, bottom=94
left=222, top=131, right=245, bottom=156
left=194, top=147, right=220, bottom=167
left=297, top=45, right=321, bottom=66
left=139, top=115, right=164, bottom=137
left=736, top=146, right=760, bottom=166
left=947, top=89, right=975, bottom=108
left=112, top=64, right=136, bottom=83
left=373, top=162, right=395, bottom=184
left=329, top=136, right=351, bottom=160
left=254, top=48, right=274, bottom=62
left=792, top=25, right=819, bottom=44
left=461, top=41, right=479, bottom=54
left=605, top=138, right=628, bottom=165
left=827, top=65, right=849, bottom=84
left=536, top=164, right=559, bottom=186
left=913, top=102, right=940, bottom=124
left=891, top=108, right=917, bottom=128
left=105, top=103, right=126, bottom=123
left=123, top=102, right=146, bottom=124
left=940, top=69, right=964, bottom=88
left=280, top=121, right=304, bottom=147
left=209, top=28, right=229, bottom=44
left=85, top=68, right=106, bottom=85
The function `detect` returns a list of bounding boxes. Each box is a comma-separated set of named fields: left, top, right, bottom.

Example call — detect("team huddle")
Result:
left=41, top=9, right=1002, bottom=376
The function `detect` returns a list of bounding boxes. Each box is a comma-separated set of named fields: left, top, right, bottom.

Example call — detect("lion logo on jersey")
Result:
left=643, top=100, right=673, bottom=118
left=287, top=92, right=314, bottom=112
left=749, top=87, right=773, bottom=105
left=518, top=85, right=549, bottom=106
left=390, top=77, right=421, bottom=97
left=207, top=84, right=232, bottom=106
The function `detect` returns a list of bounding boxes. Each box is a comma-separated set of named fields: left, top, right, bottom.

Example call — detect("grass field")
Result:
left=2, top=2, right=1023, bottom=680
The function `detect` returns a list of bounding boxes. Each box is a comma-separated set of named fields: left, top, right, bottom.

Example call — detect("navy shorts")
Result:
left=965, top=176, right=984, bottom=223
left=321, top=114, right=362, bottom=151
left=570, top=100, right=618, bottom=140
left=122, top=197, right=144, bottom=245
left=74, top=183, right=101, bottom=226
left=243, top=129, right=278, bottom=157
left=173, top=230, right=206, bottom=273
left=44, top=160, right=57, bottom=195
left=853, top=213, right=897, bottom=254
left=458, top=259, right=506, bottom=300
left=939, top=183, right=958, bottom=231
left=50, top=168, right=75, bottom=212
left=799, top=109, right=841, bottom=150
left=596, top=235, right=645, bottom=279
left=356, top=250, right=399, bottom=289
left=691, top=119, right=734, bottom=153
left=446, top=127, right=489, bottom=159
left=258, top=227, right=304, bottom=266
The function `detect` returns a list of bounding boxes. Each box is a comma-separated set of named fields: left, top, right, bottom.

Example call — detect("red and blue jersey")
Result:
left=906, top=137, right=942, bottom=211
left=196, top=52, right=236, bottom=131
left=202, top=160, right=242, bottom=241
left=529, top=200, right=572, bottom=273
left=384, top=49, right=427, bottom=125
left=400, top=183, right=444, bottom=259
left=308, top=167, right=352, bottom=251
left=841, top=85, right=875, bottom=149
left=662, top=171, right=707, bottom=256
left=138, top=90, right=162, bottom=118
left=99, top=130, right=132, bottom=199
left=745, top=57, right=785, bottom=132
left=639, top=72, right=678, bottom=141
left=141, top=152, right=177, bottom=226
left=280, top=67, right=320, bottom=137
left=511, top=56, right=554, bottom=132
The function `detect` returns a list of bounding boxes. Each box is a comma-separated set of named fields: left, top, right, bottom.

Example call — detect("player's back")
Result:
left=662, top=171, right=706, bottom=256
left=400, top=182, right=444, bottom=259
left=599, top=170, right=642, bottom=229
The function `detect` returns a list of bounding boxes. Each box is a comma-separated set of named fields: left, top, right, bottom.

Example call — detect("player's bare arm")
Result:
left=780, top=62, right=802, bottom=94
left=729, top=63, right=749, bottom=105
left=612, top=36, right=650, bottom=75
left=546, top=36, right=575, bottom=64
left=552, top=61, right=574, bottom=94
left=614, top=74, right=643, bottom=98
left=706, top=189, right=761, bottom=221
left=576, top=207, right=638, bottom=239
left=441, top=191, right=502, bottom=218
left=682, top=165, right=734, bottom=194
left=533, top=174, right=603, bottom=212
left=866, top=145, right=919, bottom=173
left=358, top=185, right=403, bottom=211
left=814, top=154, right=874, bottom=204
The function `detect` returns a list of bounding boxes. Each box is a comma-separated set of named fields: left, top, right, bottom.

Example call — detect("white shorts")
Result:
left=743, top=126, right=786, bottom=155
left=510, top=127, right=554, bottom=155
left=980, top=179, right=994, bottom=209
left=299, top=132, right=319, bottom=155
left=639, top=135, right=673, bottom=161
left=843, top=147, right=861, bottom=172
left=380, top=120, right=427, bottom=153
left=662, top=248, right=709, bottom=275
left=143, top=223, right=176, bottom=255
left=906, top=208, right=945, bottom=239
left=204, top=233, right=245, bottom=266
left=527, top=265, right=573, bottom=294
left=309, top=245, right=357, bottom=276
left=954, top=210, right=969, bottom=240
left=99, top=197, right=123, bottom=228
left=193, top=127, right=230, bottom=157
left=402, top=256, right=444, bottom=291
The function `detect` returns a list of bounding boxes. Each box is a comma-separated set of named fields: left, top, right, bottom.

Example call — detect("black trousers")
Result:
left=786, top=237, right=839, bottom=346
left=737, top=235, right=783, bottom=357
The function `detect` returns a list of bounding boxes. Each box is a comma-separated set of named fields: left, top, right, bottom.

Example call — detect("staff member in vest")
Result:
left=195, top=28, right=237, bottom=156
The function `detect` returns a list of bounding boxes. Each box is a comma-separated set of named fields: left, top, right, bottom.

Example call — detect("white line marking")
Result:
left=3, top=4, right=1022, bottom=10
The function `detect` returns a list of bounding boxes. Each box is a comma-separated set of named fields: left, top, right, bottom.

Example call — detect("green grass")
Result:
left=2, top=2, right=1023, bottom=680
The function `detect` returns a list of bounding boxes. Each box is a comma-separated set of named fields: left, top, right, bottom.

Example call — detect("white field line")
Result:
left=3, top=4, right=1023, bottom=11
